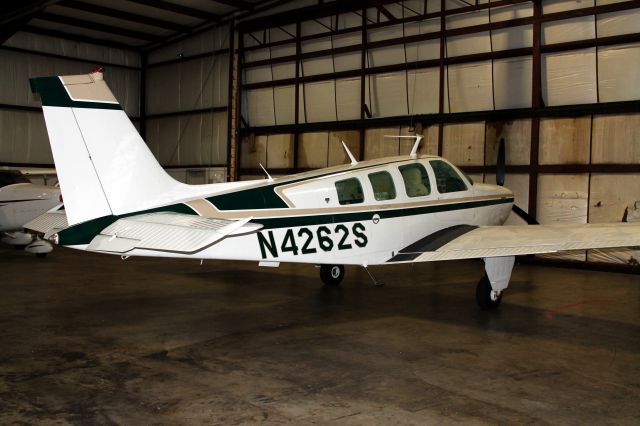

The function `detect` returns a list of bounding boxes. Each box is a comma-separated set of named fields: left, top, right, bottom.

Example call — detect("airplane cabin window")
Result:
left=335, top=177, right=365, bottom=205
left=368, top=171, right=396, bottom=201
left=429, top=160, right=468, bottom=193
left=398, top=164, right=431, bottom=197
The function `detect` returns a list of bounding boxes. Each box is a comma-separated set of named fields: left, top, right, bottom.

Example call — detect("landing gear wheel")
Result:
left=476, top=273, right=502, bottom=310
left=35, top=253, right=47, bottom=258
left=320, top=265, right=344, bottom=286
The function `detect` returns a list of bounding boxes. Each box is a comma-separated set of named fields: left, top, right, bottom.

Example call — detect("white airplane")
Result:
left=28, top=70, right=640, bottom=309
left=0, top=170, right=61, bottom=256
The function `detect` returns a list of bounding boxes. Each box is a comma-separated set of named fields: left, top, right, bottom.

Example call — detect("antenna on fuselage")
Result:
left=341, top=140, right=358, bottom=166
left=383, top=134, right=424, bottom=159
left=258, top=163, right=273, bottom=182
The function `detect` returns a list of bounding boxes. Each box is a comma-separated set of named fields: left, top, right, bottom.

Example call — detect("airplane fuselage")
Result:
left=59, top=155, right=514, bottom=266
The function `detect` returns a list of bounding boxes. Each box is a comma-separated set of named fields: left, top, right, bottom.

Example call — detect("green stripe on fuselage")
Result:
left=207, top=186, right=288, bottom=210
left=30, top=76, right=122, bottom=110
left=57, top=197, right=513, bottom=246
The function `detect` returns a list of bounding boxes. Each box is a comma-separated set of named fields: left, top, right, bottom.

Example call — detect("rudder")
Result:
left=31, top=70, right=187, bottom=226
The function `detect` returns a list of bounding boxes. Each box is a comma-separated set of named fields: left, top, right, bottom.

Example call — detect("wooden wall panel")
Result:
left=485, top=119, right=531, bottom=165
left=266, top=134, right=294, bottom=168
left=328, top=130, right=360, bottom=166
left=239, top=134, right=267, bottom=168
left=589, top=173, right=640, bottom=223
left=588, top=173, right=640, bottom=264
left=298, top=132, right=329, bottom=169
left=420, top=124, right=440, bottom=156
left=537, top=174, right=589, bottom=224
left=364, top=127, right=401, bottom=160
left=442, top=122, right=485, bottom=166
left=591, top=113, right=640, bottom=164
left=539, top=117, right=591, bottom=165
left=537, top=173, right=589, bottom=261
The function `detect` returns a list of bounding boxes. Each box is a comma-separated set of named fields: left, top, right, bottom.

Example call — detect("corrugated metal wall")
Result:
left=0, top=32, right=140, bottom=165
left=145, top=25, right=230, bottom=169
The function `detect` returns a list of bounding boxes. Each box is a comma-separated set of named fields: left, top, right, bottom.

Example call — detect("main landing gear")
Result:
left=476, top=256, right=515, bottom=310
left=320, top=264, right=344, bottom=286
left=476, top=273, right=503, bottom=310
left=319, top=264, right=385, bottom=287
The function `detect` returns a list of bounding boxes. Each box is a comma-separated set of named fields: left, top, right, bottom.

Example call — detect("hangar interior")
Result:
left=2, top=0, right=639, bottom=268
left=1, top=0, right=640, bottom=423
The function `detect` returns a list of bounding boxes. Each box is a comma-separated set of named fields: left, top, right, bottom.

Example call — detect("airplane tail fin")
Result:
left=30, top=70, right=189, bottom=226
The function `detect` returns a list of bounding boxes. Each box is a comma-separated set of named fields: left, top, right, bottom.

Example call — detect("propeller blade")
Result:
left=496, top=137, right=506, bottom=187
left=512, top=204, right=539, bottom=225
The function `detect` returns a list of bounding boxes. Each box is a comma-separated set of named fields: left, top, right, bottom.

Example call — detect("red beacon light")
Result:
left=91, top=66, right=105, bottom=80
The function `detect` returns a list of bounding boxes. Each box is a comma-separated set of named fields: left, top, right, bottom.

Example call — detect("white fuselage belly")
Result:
left=69, top=198, right=512, bottom=266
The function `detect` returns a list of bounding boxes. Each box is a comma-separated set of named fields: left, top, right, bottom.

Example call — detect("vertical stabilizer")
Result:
left=31, top=70, right=190, bottom=226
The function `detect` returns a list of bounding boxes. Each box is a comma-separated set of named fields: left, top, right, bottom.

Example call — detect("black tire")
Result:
left=36, top=253, right=47, bottom=258
left=476, top=273, right=502, bottom=310
left=320, top=265, right=344, bottom=286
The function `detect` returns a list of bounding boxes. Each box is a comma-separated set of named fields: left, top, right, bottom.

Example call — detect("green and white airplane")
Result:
left=28, top=69, right=640, bottom=309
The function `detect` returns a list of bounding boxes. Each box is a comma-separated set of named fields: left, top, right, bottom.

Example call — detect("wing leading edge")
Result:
left=390, top=223, right=640, bottom=263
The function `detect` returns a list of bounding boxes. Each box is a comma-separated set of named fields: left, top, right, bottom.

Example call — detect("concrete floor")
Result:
left=0, top=246, right=639, bottom=425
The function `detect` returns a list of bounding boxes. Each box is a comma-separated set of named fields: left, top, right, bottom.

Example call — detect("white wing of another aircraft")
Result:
left=22, top=210, right=68, bottom=236
left=0, top=170, right=62, bottom=256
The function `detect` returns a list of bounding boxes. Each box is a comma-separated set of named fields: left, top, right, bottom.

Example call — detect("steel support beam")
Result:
left=58, top=0, right=191, bottom=33
left=36, top=11, right=161, bottom=41
left=23, top=25, right=140, bottom=51
left=239, top=100, right=640, bottom=136
left=0, top=45, right=140, bottom=70
left=528, top=0, right=542, bottom=220
left=139, top=52, right=147, bottom=140
left=146, top=106, right=228, bottom=120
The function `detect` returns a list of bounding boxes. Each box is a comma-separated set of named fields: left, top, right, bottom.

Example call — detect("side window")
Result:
left=368, top=171, right=396, bottom=201
left=398, top=163, right=431, bottom=197
left=430, top=160, right=468, bottom=193
left=335, top=177, right=364, bottom=205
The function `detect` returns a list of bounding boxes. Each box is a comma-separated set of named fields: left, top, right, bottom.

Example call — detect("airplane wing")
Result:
left=86, top=211, right=262, bottom=254
left=388, top=223, right=640, bottom=263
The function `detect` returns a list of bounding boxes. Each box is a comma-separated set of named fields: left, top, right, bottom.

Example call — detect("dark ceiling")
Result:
left=0, top=0, right=276, bottom=51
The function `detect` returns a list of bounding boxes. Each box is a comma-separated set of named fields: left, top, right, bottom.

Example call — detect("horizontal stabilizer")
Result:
left=87, top=212, right=262, bottom=254
left=24, top=211, right=69, bottom=237
left=389, top=223, right=640, bottom=263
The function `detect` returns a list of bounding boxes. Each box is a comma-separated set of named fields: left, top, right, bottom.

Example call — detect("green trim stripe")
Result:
left=207, top=185, right=288, bottom=210
left=57, top=197, right=513, bottom=246
left=30, top=76, right=122, bottom=110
